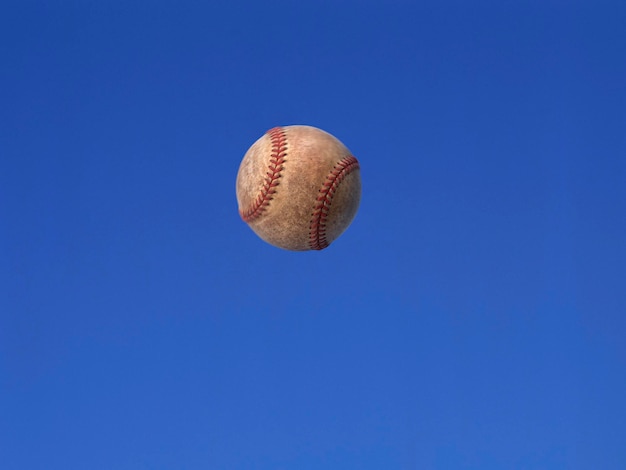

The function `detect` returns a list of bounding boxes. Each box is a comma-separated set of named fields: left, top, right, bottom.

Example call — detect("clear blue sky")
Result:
left=1, top=1, right=625, bottom=469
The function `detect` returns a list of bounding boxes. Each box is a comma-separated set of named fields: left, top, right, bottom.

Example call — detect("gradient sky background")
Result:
left=1, top=1, right=625, bottom=469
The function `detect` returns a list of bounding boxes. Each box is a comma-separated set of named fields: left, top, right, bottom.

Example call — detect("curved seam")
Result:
left=240, top=127, right=288, bottom=222
left=308, top=155, right=360, bottom=250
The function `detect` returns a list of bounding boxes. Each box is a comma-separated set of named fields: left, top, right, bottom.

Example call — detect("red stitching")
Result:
left=309, top=155, right=360, bottom=250
left=240, top=127, right=288, bottom=222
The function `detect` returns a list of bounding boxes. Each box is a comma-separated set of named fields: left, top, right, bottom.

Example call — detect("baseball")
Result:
left=236, top=125, right=361, bottom=251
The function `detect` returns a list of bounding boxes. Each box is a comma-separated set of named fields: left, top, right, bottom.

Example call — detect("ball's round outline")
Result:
left=238, top=126, right=360, bottom=251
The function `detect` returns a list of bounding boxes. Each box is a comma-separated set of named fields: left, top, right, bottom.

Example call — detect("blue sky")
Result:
left=1, top=1, right=625, bottom=468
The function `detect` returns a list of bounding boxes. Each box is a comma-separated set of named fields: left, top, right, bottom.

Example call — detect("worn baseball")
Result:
left=236, top=125, right=361, bottom=251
